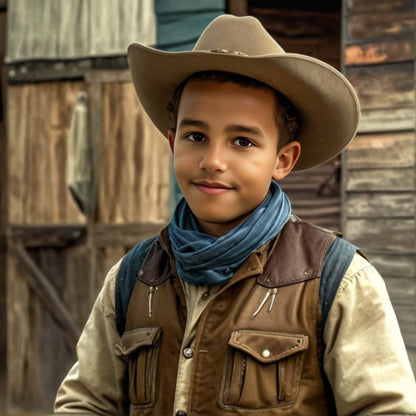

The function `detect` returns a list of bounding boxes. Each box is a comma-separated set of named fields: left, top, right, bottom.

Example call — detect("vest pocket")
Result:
left=114, top=327, right=162, bottom=407
left=221, top=330, right=308, bottom=410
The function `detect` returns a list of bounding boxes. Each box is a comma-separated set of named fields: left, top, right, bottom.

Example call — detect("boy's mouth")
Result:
left=193, top=180, right=233, bottom=195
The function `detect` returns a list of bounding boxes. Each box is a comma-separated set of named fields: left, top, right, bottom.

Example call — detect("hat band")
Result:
left=209, top=49, right=248, bottom=56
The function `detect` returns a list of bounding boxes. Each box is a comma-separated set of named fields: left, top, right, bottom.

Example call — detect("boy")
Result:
left=55, top=15, right=416, bottom=415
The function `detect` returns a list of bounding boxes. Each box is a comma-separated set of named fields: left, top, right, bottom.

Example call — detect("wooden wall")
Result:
left=7, top=81, right=86, bottom=225
left=4, top=73, right=171, bottom=411
left=0, top=0, right=8, bottom=410
left=98, top=80, right=171, bottom=224
left=251, top=4, right=343, bottom=230
left=343, top=0, right=416, bottom=369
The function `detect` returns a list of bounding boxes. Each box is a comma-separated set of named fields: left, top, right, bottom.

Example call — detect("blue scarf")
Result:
left=168, top=180, right=291, bottom=286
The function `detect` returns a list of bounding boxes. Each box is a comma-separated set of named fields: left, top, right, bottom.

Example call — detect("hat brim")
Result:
left=128, top=43, right=360, bottom=171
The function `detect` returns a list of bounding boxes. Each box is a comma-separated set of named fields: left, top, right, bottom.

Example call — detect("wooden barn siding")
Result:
left=7, top=81, right=87, bottom=225
left=6, top=0, right=156, bottom=62
left=343, top=0, right=416, bottom=368
left=7, top=78, right=171, bottom=226
left=251, top=7, right=342, bottom=230
left=98, top=80, right=171, bottom=224
left=0, top=3, right=8, bottom=410
left=5, top=75, right=171, bottom=410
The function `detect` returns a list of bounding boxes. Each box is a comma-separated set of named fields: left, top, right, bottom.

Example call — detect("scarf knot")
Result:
left=168, top=180, right=291, bottom=286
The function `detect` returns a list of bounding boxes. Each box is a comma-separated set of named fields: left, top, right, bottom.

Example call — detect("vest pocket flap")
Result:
left=114, top=327, right=161, bottom=356
left=229, top=330, right=308, bottom=363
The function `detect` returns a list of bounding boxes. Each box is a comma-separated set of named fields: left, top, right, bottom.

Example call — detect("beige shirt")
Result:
left=54, top=254, right=416, bottom=415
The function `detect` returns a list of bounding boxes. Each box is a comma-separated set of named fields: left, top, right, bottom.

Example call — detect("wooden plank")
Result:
left=7, top=249, right=82, bottom=410
left=7, top=60, right=90, bottom=83
left=94, top=223, right=166, bottom=247
left=344, top=218, right=416, bottom=253
left=0, top=127, right=6, bottom=236
left=384, top=276, right=416, bottom=305
left=227, top=0, right=248, bottom=16
left=345, top=9, right=414, bottom=42
left=290, top=197, right=340, bottom=208
left=0, top=251, right=6, bottom=410
left=55, top=246, right=95, bottom=328
left=358, top=108, right=414, bottom=133
left=368, top=252, right=416, bottom=279
left=9, top=225, right=86, bottom=247
left=11, top=246, right=81, bottom=346
left=345, top=35, right=414, bottom=65
left=273, top=36, right=340, bottom=68
left=0, top=10, right=6, bottom=57
left=252, top=8, right=340, bottom=68
left=0, top=9, right=7, bottom=410
left=345, top=63, right=414, bottom=110
left=345, top=133, right=415, bottom=169
left=97, top=81, right=171, bottom=224
left=7, top=81, right=87, bottom=224
left=293, top=206, right=340, bottom=218
left=253, top=8, right=340, bottom=38
left=345, top=192, right=415, bottom=218
left=7, top=60, right=130, bottom=84
left=7, top=252, right=36, bottom=409
left=84, top=69, right=131, bottom=84
left=345, top=168, right=415, bottom=192
left=346, top=0, right=413, bottom=15
left=281, top=159, right=341, bottom=230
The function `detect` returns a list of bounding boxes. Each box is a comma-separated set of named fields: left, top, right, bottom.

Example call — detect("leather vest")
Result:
left=115, top=217, right=336, bottom=415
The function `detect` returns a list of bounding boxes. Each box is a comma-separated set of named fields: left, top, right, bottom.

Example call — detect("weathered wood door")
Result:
left=2, top=70, right=170, bottom=413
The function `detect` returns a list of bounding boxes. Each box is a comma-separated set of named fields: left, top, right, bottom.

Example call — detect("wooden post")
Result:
left=0, top=2, right=8, bottom=410
left=227, top=0, right=248, bottom=16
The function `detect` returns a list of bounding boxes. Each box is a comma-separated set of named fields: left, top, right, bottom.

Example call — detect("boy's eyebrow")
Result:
left=225, top=124, right=265, bottom=137
left=178, top=118, right=209, bottom=130
left=178, top=119, right=264, bottom=137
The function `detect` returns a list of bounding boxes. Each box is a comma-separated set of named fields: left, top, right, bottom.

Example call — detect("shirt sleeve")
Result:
left=323, top=253, right=416, bottom=415
left=54, top=260, right=128, bottom=415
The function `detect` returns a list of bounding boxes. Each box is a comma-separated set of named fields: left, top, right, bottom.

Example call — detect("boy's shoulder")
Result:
left=115, top=235, right=159, bottom=335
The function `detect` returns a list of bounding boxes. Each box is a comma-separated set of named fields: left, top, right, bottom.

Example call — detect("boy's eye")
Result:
left=186, top=132, right=206, bottom=142
left=234, top=137, right=254, bottom=147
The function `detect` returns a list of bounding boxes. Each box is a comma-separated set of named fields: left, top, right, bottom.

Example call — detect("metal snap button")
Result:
left=261, top=348, right=271, bottom=358
left=183, top=347, right=193, bottom=359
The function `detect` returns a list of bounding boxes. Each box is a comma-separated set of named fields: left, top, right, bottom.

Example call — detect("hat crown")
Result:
left=194, top=14, right=285, bottom=56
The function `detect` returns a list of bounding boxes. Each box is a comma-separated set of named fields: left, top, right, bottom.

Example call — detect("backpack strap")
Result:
left=319, top=236, right=359, bottom=414
left=115, top=236, right=158, bottom=336
left=320, top=236, right=359, bottom=329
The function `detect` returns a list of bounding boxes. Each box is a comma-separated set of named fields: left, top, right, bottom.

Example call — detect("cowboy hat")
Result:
left=128, top=14, right=360, bottom=171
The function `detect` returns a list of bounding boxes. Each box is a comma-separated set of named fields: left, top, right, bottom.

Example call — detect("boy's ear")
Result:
left=168, top=129, right=175, bottom=153
left=272, top=141, right=301, bottom=181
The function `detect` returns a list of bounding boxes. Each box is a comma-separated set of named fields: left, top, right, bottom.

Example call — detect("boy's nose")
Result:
left=198, top=144, right=227, bottom=173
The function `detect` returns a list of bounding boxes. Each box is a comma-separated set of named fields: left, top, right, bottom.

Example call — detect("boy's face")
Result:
left=169, top=79, right=300, bottom=237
